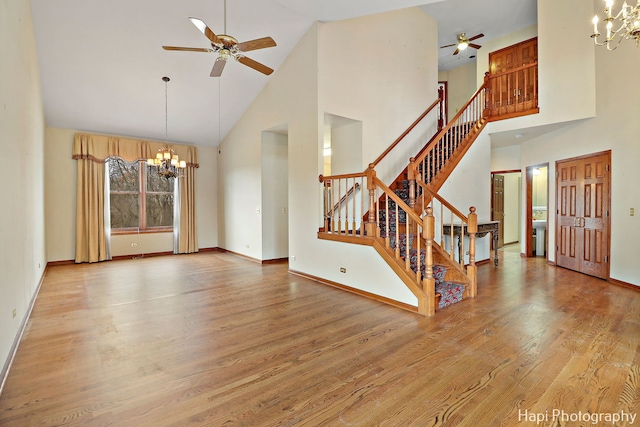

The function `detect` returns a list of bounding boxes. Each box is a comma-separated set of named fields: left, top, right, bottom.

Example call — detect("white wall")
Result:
left=44, top=127, right=218, bottom=262
left=319, top=8, right=440, bottom=186
left=218, top=22, right=321, bottom=262
left=330, top=120, right=363, bottom=176
left=518, top=34, right=640, bottom=285
left=219, top=9, right=440, bottom=306
left=439, top=61, right=478, bottom=120
left=477, top=0, right=596, bottom=134
left=491, top=145, right=521, bottom=171
left=439, top=131, right=492, bottom=262
left=482, top=0, right=640, bottom=286
left=261, top=132, right=289, bottom=261
left=0, top=0, right=47, bottom=378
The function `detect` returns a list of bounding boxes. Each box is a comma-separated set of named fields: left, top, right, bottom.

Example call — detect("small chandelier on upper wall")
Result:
left=147, top=76, right=186, bottom=178
left=591, top=0, right=640, bottom=50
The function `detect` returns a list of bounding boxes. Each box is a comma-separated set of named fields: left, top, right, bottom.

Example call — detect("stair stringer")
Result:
left=418, top=117, right=488, bottom=197
left=370, top=237, right=433, bottom=316
left=371, top=237, right=471, bottom=313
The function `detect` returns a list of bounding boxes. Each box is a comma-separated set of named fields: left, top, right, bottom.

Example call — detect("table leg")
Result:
left=493, top=230, right=499, bottom=266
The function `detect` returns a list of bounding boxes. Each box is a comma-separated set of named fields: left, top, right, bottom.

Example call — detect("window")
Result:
left=108, top=157, right=174, bottom=232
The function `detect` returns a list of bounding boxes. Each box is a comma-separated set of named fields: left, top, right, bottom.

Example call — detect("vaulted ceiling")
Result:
left=29, top=0, right=536, bottom=147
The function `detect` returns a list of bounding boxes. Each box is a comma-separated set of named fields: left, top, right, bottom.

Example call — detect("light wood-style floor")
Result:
left=1, top=250, right=639, bottom=426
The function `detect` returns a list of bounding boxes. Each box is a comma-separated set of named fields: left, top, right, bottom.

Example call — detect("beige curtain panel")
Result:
left=72, top=133, right=199, bottom=263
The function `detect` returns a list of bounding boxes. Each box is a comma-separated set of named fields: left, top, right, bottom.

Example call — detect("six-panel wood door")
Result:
left=556, top=152, right=610, bottom=279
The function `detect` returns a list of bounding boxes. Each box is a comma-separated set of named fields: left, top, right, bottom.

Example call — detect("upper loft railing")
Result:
left=484, top=62, right=539, bottom=120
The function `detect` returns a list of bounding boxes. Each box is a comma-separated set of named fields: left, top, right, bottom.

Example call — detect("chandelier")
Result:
left=149, top=144, right=186, bottom=179
left=591, top=0, right=640, bottom=50
left=147, top=77, right=186, bottom=178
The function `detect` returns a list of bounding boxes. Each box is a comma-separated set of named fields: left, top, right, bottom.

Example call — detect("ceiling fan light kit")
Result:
left=440, top=32, right=484, bottom=55
left=162, top=3, right=276, bottom=77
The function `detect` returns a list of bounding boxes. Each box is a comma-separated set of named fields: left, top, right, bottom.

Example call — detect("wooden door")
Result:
left=492, top=174, right=505, bottom=248
left=556, top=152, right=610, bottom=279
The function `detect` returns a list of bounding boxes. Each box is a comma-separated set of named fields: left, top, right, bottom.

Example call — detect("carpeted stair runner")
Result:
left=379, top=180, right=465, bottom=309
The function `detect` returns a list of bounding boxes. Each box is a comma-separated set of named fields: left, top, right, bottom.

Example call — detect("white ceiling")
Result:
left=29, top=0, right=536, bottom=148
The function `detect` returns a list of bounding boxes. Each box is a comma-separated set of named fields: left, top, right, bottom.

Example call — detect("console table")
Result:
left=442, top=221, right=500, bottom=266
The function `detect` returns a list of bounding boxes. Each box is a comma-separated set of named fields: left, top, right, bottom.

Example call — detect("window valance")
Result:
left=72, top=132, right=199, bottom=168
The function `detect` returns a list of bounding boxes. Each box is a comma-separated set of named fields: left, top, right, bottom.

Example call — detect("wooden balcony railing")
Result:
left=484, top=62, right=539, bottom=120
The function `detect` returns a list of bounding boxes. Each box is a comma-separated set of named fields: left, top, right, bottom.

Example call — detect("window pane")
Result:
left=146, top=194, right=174, bottom=227
left=109, top=158, right=139, bottom=191
left=110, top=194, right=139, bottom=228
left=146, top=165, right=175, bottom=192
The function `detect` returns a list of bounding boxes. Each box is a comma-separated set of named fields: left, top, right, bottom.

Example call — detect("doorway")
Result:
left=492, top=170, right=522, bottom=250
left=525, top=164, right=548, bottom=258
left=556, top=151, right=611, bottom=279
left=261, top=129, right=289, bottom=262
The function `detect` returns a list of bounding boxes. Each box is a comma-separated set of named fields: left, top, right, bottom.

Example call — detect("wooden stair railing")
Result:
left=412, top=82, right=488, bottom=196
left=369, top=88, right=444, bottom=170
left=318, top=165, right=478, bottom=316
left=316, top=83, right=495, bottom=315
left=416, top=181, right=478, bottom=296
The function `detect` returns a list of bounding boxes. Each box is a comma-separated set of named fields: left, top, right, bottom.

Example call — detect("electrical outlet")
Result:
left=12, top=309, right=16, bottom=319
left=282, top=207, right=287, bottom=214
left=340, top=267, right=346, bottom=273
left=631, top=208, right=635, bottom=217
left=131, top=242, right=138, bottom=247
left=291, top=255, right=296, bottom=261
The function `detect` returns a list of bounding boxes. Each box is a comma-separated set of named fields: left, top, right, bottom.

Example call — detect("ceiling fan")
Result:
left=162, top=2, right=276, bottom=77
left=440, top=33, right=484, bottom=56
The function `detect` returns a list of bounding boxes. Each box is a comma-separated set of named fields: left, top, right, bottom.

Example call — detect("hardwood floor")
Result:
left=1, top=250, right=638, bottom=426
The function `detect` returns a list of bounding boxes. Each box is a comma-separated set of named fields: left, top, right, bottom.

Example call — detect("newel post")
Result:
left=408, top=157, right=417, bottom=209
left=319, top=174, right=329, bottom=231
left=438, top=86, right=445, bottom=131
left=421, top=207, right=436, bottom=316
left=467, top=206, right=478, bottom=297
left=483, top=72, right=491, bottom=117
left=365, top=164, right=378, bottom=237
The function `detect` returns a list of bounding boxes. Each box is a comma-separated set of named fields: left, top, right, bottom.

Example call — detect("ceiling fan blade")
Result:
left=189, top=17, right=222, bottom=45
left=453, top=48, right=460, bottom=56
left=440, top=43, right=457, bottom=49
left=469, top=43, right=482, bottom=50
left=236, top=37, right=277, bottom=52
left=210, top=58, right=226, bottom=77
left=163, top=46, right=213, bottom=53
left=237, top=56, right=274, bottom=75
left=468, top=33, right=485, bottom=41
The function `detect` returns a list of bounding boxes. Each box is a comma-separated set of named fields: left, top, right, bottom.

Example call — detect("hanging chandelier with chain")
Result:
left=147, top=77, right=186, bottom=179
left=591, top=0, right=640, bottom=50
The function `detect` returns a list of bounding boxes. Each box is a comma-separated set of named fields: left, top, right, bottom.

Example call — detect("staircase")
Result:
left=380, top=180, right=467, bottom=310
left=318, top=83, right=488, bottom=316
